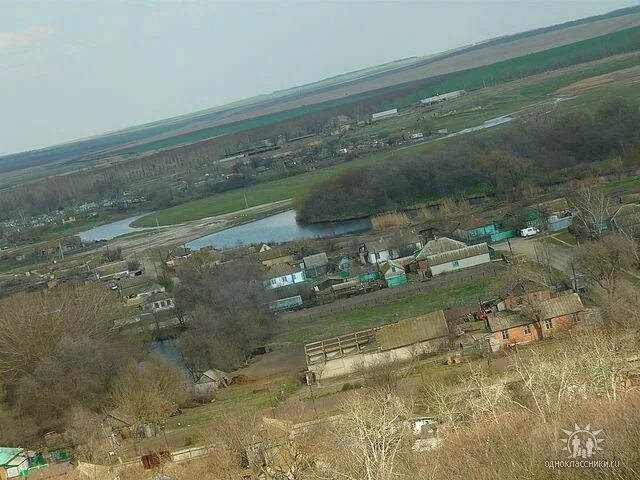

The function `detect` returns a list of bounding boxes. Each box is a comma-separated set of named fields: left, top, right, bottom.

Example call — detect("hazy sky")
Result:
left=1, top=1, right=638, bottom=155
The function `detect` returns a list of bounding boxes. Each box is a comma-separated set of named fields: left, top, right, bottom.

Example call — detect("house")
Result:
left=303, top=252, right=329, bottom=276
left=0, top=447, right=29, bottom=479
left=94, top=260, right=129, bottom=281
left=125, top=283, right=166, bottom=306
left=488, top=293, right=584, bottom=349
left=380, top=260, right=407, bottom=287
left=487, top=311, right=540, bottom=349
left=194, top=369, right=230, bottom=401
left=305, top=310, right=449, bottom=379
left=535, top=293, right=585, bottom=328
left=359, top=233, right=422, bottom=265
left=264, top=264, right=306, bottom=290
left=416, top=242, right=490, bottom=276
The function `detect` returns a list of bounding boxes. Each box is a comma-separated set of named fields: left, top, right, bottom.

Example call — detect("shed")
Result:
left=380, top=260, right=407, bottom=287
left=611, top=204, right=640, bottom=237
left=194, top=369, right=230, bottom=401
left=376, top=310, right=448, bottom=350
left=303, top=252, right=329, bottom=274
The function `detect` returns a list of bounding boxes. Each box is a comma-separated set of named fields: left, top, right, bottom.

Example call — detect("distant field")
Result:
left=1, top=9, right=639, bottom=184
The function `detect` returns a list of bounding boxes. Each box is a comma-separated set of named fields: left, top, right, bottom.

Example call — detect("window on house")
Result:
left=523, top=324, right=531, bottom=335
left=545, top=319, right=553, bottom=329
left=501, top=330, right=509, bottom=340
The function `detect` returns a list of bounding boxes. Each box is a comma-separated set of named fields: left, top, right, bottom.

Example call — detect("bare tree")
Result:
left=575, top=234, right=636, bottom=298
left=0, top=284, right=124, bottom=379
left=320, top=389, right=414, bottom=480
left=567, top=187, right=611, bottom=239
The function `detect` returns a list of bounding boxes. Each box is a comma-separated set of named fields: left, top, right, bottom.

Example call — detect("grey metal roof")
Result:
left=425, top=243, right=489, bottom=267
left=535, top=293, right=583, bottom=320
left=414, top=237, right=467, bottom=261
left=303, top=252, right=329, bottom=269
left=487, top=311, right=533, bottom=332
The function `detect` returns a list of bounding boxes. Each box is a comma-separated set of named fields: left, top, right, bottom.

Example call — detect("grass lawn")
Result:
left=165, top=376, right=300, bottom=433
left=271, top=275, right=499, bottom=346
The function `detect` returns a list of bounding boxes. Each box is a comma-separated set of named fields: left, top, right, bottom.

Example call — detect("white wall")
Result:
left=430, top=252, right=490, bottom=275
left=309, top=338, right=447, bottom=380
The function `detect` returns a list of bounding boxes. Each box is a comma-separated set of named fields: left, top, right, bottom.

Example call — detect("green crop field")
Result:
left=270, top=275, right=499, bottom=346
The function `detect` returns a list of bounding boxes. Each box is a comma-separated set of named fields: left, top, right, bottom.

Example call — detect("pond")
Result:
left=186, top=209, right=371, bottom=250
left=78, top=214, right=150, bottom=242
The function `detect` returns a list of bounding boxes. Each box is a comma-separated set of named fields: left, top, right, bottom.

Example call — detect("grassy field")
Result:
left=270, top=275, right=499, bottom=346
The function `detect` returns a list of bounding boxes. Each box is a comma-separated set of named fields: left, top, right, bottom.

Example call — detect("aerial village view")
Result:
left=1, top=2, right=640, bottom=479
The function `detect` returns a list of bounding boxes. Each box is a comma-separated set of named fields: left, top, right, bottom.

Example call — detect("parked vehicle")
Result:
left=519, top=226, right=540, bottom=237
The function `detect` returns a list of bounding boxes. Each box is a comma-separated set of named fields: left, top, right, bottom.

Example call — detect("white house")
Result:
left=424, top=243, right=490, bottom=275
left=264, top=268, right=307, bottom=290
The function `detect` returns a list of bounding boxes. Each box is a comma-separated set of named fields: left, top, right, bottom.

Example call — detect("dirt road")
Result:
left=108, top=199, right=292, bottom=256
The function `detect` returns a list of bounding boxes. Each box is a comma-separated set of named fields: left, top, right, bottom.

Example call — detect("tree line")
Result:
left=295, top=98, right=640, bottom=222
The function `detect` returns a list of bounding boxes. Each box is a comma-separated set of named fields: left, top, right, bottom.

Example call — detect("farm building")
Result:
left=380, top=260, right=407, bottom=287
left=420, top=90, right=466, bottom=105
left=94, top=260, right=129, bottom=281
left=415, top=242, right=490, bottom=276
left=0, top=448, right=29, bottom=479
left=371, top=108, right=398, bottom=121
left=305, top=310, right=450, bottom=379
left=487, top=293, right=584, bottom=349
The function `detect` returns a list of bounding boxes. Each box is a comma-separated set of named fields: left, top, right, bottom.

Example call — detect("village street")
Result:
left=494, top=234, right=579, bottom=280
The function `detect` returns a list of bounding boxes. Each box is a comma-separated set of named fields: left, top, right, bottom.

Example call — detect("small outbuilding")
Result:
left=194, top=369, right=230, bottom=401
left=380, top=260, right=407, bottom=288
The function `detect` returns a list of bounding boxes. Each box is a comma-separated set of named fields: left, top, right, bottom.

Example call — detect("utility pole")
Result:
left=571, top=263, right=578, bottom=292
left=506, top=238, right=513, bottom=255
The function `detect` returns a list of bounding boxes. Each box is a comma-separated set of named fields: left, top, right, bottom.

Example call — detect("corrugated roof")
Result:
left=414, top=237, right=467, bottom=261
left=487, top=311, right=533, bottom=332
left=426, top=243, right=489, bottom=267
left=376, top=310, right=448, bottom=350
left=0, top=447, right=23, bottom=466
left=380, top=259, right=404, bottom=275
left=612, top=204, right=640, bottom=228
left=535, top=293, right=583, bottom=320
left=303, top=252, right=329, bottom=269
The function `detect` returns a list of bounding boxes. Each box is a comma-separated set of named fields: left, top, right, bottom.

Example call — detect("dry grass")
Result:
left=371, top=212, right=410, bottom=229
